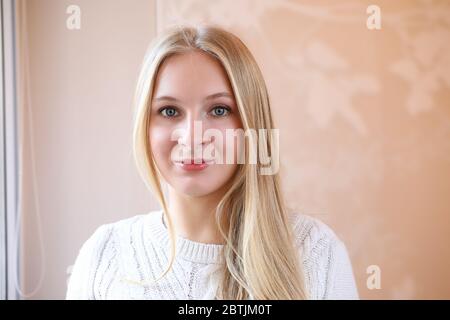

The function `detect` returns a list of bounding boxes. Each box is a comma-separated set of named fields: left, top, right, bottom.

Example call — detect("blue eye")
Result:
left=159, top=107, right=179, bottom=117
left=210, top=105, right=231, bottom=117
left=157, top=105, right=231, bottom=118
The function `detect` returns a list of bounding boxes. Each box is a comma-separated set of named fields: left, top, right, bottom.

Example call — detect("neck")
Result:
left=165, top=184, right=229, bottom=245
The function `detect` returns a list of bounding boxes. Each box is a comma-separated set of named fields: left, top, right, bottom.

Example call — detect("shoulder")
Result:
left=83, top=209, right=163, bottom=257
left=80, top=210, right=159, bottom=262
left=101, top=212, right=149, bottom=236
left=289, top=212, right=346, bottom=271
left=289, top=212, right=339, bottom=250
left=79, top=213, right=146, bottom=253
left=66, top=211, right=156, bottom=299
left=66, top=221, right=116, bottom=299
left=289, top=212, right=359, bottom=300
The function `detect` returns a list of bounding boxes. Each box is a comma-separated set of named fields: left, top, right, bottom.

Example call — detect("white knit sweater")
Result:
left=66, top=209, right=359, bottom=300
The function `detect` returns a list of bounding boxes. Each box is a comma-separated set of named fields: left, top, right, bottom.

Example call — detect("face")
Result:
left=149, top=50, right=243, bottom=197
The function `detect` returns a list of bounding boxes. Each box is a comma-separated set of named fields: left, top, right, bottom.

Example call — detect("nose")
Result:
left=176, top=117, right=211, bottom=157
left=177, top=118, right=202, bottom=149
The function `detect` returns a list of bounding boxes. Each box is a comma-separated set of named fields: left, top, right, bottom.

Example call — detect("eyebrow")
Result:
left=153, top=92, right=233, bottom=103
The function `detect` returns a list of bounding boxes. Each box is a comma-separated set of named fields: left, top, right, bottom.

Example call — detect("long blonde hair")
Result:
left=132, top=24, right=308, bottom=299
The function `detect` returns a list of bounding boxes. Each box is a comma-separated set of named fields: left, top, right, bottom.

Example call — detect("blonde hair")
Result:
left=132, top=24, right=308, bottom=299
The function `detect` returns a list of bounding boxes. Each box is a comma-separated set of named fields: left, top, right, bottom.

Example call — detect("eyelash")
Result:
left=157, top=105, right=232, bottom=118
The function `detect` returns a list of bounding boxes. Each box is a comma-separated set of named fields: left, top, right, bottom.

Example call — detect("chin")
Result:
left=177, top=187, right=212, bottom=198
left=174, top=179, right=226, bottom=198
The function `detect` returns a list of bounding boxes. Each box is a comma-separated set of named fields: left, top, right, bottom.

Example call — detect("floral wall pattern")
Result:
left=155, top=0, right=450, bottom=299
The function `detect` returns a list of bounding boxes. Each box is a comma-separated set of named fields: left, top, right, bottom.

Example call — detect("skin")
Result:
left=149, top=50, right=243, bottom=244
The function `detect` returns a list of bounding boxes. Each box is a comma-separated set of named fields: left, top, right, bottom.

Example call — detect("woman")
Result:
left=66, top=25, right=359, bottom=300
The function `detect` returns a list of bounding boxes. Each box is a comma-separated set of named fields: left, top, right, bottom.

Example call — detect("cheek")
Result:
left=214, top=119, right=243, bottom=163
left=149, top=125, right=174, bottom=167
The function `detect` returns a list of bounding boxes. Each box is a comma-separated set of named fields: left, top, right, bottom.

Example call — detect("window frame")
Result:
left=1, top=0, right=19, bottom=301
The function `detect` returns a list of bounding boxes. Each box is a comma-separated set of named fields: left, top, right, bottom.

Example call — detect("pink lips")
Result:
left=174, top=159, right=211, bottom=171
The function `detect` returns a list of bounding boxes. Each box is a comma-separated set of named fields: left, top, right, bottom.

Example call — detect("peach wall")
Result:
left=17, top=0, right=158, bottom=299
left=17, top=0, right=450, bottom=299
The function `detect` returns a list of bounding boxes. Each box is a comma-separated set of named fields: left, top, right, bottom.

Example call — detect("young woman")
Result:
left=66, top=25, right=358, bottom=300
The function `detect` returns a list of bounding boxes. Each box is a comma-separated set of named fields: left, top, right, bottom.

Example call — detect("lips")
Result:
left=174, top=161, right=208, bottom=171
left=175, top=158, right=214, bottom=165
left=183, top=159, right=204, bottom=164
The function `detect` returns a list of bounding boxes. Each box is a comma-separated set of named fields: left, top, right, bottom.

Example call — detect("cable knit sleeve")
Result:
left=323, top=238, right=359, bottom=299
left=66, top=224, right=114, bottom=300
left=292, top=213, right=359, bottom=300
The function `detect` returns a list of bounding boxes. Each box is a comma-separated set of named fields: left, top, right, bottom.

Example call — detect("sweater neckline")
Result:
left=145, top=209, right=224, bottom=265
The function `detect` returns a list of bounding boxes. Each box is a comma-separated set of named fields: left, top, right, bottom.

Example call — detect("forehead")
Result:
left=152, top=50, right=233, bottom=99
